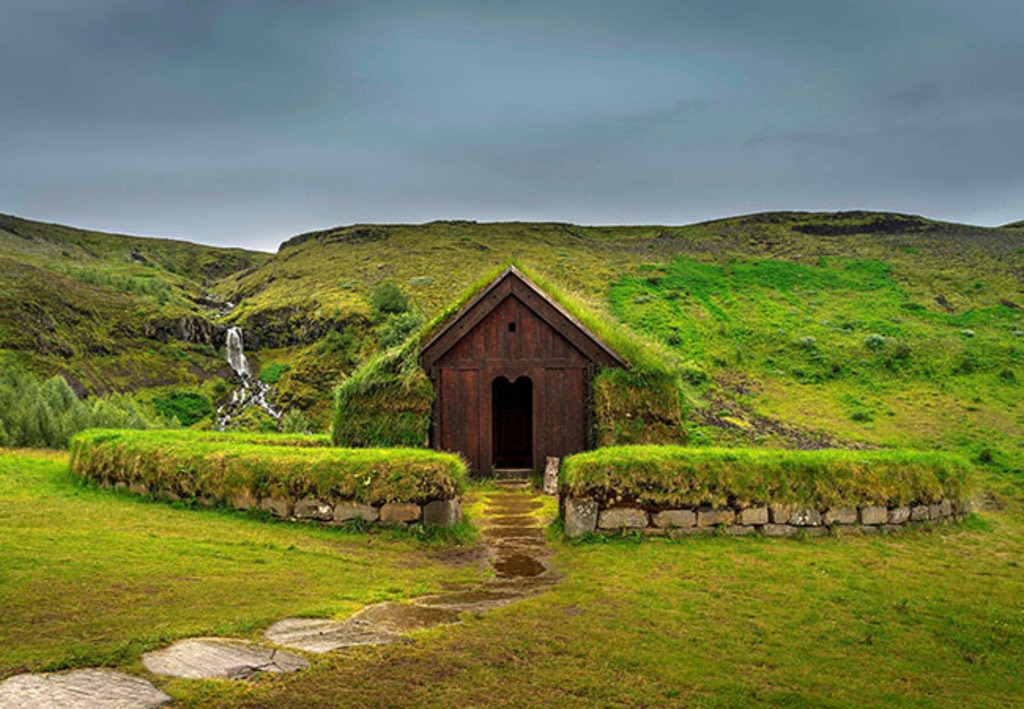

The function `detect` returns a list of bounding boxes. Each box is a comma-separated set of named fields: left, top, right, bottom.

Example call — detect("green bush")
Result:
left=315, top=328, right=358, bottom=367
left=279, top=409, right=312, bottom=434
left=152, top=391, right=214, bottom=426
left=368, top=281, right=412, bottom=321
left=70, top=429, right=466, bottom=506
left=0, top=362, right=164, bottom=449
left=561, top=445, right=973, bottom=509
left=258, top=362, right=291, bottom=384
left=61, top=267, right=173, bottom=305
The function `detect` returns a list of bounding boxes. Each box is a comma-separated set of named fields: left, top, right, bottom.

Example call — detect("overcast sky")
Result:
left=2, top=1, right=1022, bottom=252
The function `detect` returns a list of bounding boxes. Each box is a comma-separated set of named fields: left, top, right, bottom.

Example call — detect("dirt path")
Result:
left=262, top=488, right=557, bottom=651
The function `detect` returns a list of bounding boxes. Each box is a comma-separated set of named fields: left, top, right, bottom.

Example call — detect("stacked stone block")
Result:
left=100, top=479, right=463, bottom=528
left=561, top=498, right=969, bottom=538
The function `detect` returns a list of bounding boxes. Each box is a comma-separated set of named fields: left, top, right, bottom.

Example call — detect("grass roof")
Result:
left=331, top=263, right=689, bottom=449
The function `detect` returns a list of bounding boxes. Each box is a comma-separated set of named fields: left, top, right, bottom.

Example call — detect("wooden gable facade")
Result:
left=420, top=267, right=624, bottom=473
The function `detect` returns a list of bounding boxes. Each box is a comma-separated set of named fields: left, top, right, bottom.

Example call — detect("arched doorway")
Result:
left=492, top=376, right=533, bottom=469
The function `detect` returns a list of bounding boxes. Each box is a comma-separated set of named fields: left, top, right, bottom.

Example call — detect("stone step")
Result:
left=492, top=478, right=534, bottom=493
left=492, top=468, right=534, bottom=481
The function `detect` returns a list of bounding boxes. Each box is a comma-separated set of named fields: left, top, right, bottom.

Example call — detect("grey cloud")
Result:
left=1, top=1, right=1023, bottom=250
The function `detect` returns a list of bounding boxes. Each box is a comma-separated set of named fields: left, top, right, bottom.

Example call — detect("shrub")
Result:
left=152, top=391, right=215, bottom=426
left=258, top=363, right=291, bottom=385
left=865, top=334, right=886, bottom=350
left=279, top=409, right=312, bottom=434
left=561, top=445, right=973, bottom=509
left=0, top=362, right=164, bottom=449
left=368, top=281, right=412, bottom=321
left=70, top=429, right=466, bottom=506
left=61, top=267, right=173, bottom=305
left=315, top=328, right=358, bottom=365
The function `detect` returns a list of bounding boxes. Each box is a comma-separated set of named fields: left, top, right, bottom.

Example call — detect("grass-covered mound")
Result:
left=71, top=429, right=466, bottom=506
left=104, top=428, right=333, bottom=448
left=331, top=339, right=434, bottom=447
left=561, top=445, right=973, bottom=509
left=522, top=268, right=689, bottom=446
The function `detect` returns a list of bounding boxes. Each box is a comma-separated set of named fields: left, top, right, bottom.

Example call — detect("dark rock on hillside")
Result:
left=141, top=308, right=367, bottom=352
left=792, top=213, right=937, bottom=236
left=143, top=316, right=223, bottom=345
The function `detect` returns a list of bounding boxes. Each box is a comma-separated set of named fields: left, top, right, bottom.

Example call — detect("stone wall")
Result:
left=109, top=481, right=463, bottom=528
left=562, top=497, right=970, bottom=538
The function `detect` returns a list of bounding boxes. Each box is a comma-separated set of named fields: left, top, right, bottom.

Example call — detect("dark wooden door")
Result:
left=491, top=376, right=533, bottom=468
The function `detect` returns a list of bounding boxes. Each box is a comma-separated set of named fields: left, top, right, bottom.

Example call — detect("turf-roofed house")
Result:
left=420, top=266, right=625, bottom=474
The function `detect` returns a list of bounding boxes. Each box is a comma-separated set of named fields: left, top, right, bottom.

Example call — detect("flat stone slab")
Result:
left=349, top=602, right=461, bottom=635
left=0, top=668, right=170, bottom=709
left=266, top=604, right=460, bottom=654
left=414, top=588, right=526, bottom=612
left=487, top=514, right=541, bottom=527
left=597, top=507, right=649, bottom=530
left=264, top=618, right=400, bottom=653
left=141, top=638, right=308, bottom=680
left=651, top=509, right=696, bottom=528
left=492, top=551, right=547, bottom=579
left=562, top=497, right=598, bottom=537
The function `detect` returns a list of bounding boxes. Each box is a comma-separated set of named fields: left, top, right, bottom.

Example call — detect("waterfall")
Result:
left=225, top=326, right=250, bottom=378
left=217, top=326, right=281, bottom=429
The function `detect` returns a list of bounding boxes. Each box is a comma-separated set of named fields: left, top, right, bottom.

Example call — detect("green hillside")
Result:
left=2, top=211, right=1022, bottom=480
left=0, top=213, right=268, bottom=402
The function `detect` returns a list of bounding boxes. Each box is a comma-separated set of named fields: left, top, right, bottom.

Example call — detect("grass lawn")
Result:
left=188, top=518, right=1024, bottom=708
left=2, top=449, right=1023, bottom=707
left=0, top=450, right=485, bottom=678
